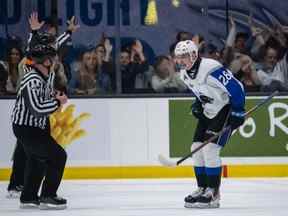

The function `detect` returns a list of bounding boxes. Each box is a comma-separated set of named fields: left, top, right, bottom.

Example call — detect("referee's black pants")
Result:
left=12, top=124, right=67, bottom=202
left=7, top=140, right=26, bottom=191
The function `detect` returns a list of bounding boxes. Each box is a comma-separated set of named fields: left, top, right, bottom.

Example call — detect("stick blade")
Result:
left=158, top=154, right=177, bottom=167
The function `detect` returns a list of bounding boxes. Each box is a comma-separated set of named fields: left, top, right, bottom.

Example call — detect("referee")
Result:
left=7, top=12, right=79, bottom=198
left=11, top=41, right=68, bottom=210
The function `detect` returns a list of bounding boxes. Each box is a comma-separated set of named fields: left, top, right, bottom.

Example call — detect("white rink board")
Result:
left=0, top=98, right=169, bottom=167
left=1, top=97, right=288, bottom=168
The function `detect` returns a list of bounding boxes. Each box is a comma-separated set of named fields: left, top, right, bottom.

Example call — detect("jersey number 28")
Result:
left=218, top=70, right=232, bottom=86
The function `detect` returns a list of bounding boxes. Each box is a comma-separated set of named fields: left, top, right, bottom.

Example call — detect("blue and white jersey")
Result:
left=179, top=58, right=245, bottom=119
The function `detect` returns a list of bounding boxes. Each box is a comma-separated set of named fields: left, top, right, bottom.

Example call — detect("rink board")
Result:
left=1, top=164, right=288, bottom=180
left=0, top=96, right=287, bottom=180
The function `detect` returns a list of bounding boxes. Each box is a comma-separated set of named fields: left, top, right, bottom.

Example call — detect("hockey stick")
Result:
left=158, top=91, right=279, bottom=167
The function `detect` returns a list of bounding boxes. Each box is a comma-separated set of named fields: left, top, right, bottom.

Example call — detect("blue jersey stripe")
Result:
left=210, top=68, right=245, bottom=111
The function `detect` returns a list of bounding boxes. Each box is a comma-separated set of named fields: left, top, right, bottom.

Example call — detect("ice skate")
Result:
left=195, top=187, right=220, bottom=208
left=20, top=199, right=40, bottom=209
left=39, top=196, right=67, bottom=210
left=6, top=185, right=23, bottom=199
left=184, top=187, right=205, bottom=208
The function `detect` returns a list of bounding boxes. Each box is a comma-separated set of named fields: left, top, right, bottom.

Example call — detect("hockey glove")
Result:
left=191, top=99, right=204, bottom=120
left=228, top=111, right=245, bottom=130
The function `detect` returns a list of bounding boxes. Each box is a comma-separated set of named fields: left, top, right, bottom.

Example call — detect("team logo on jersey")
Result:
left=199, top=94, right=214, bottom=104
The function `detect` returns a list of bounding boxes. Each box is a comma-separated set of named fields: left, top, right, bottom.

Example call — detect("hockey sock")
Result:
left=205, top=167, right=222, bottom=190
left=194, top=167, right=207, bottom=188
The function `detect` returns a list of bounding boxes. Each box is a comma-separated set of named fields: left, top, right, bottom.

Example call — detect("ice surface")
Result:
left=1, top=178, right=287, bottom=216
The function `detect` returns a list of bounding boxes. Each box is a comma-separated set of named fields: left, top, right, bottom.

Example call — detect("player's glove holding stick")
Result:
left=228, top=110, right=245, bottom=130
left=190, top=99, right=204, bottom=120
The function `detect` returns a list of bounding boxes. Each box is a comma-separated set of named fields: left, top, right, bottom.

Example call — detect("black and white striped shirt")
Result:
left=11, top=67, right=59, bottom=129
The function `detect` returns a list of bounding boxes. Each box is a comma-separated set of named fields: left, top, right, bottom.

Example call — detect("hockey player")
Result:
left=174, top=40, right=245, bottom=208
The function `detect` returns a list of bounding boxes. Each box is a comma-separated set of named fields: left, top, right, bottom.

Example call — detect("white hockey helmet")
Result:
left=175, top=40, right=198, bottom=57
left=174, top=40, right=198, bottom=68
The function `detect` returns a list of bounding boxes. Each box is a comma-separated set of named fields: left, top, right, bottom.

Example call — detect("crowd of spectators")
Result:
left=0, top=13, right=287, bottom=96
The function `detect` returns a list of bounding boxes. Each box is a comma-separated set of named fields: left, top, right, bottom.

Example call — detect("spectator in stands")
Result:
left=230, top=54, right=260, bottom=92
left=94, top=41, right=114, bottom=92
left=70, top=49, right=111, bottom=95
left=193, top=34, right=206, bottom=56
left=151, top=55, right=187, bottom=93
left=202, top=43, right=221, bottom=61
left=131, top=42, right=153, bottom=93
left=71, top=50, right=96, bottom=95
left=70, top=49, right=97, bottom=95
left=176, top=31, right=193, bottom=42
left=121, top=40, right=150, bottom=93
left=1, top=45, right=23, bottom=94
left=134, top=64, right=154, bottom=93
left=269, top=59, right=288, bottom=91
left=266, top=46, right=288, bottom=91
left=222, top=16, right=252, bottom=68
left=253, top=45, right=278, bottom=90
left=0, top=62, right=8, bottom=95
left=57, top=40, right=73, bottom=84
left=254, top=37, right=288, bottom=91
left=52, top=55, right=68, bottom=93
left=234, top=32, right=249, bottom=54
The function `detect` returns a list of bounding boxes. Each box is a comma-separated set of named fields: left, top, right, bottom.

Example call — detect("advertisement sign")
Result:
left=169, top=97, right=288, bottom=157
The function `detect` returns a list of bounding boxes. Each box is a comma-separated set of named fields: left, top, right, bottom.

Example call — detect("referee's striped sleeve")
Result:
left=26, top=30, right=39, bottom=51
left=23, top=79, right=59, bottom=117
left=55, top=31, right=71, bottom=50
left=27, top=30, right=71, bottom=51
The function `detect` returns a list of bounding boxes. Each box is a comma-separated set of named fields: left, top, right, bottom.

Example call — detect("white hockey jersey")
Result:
left=179, top=58, right=245, bottom=119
